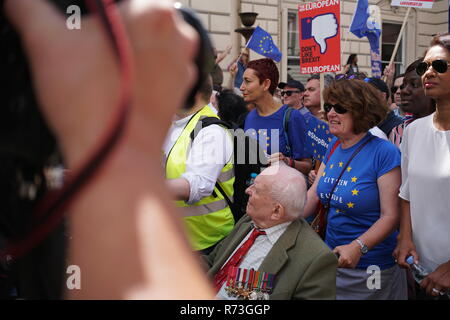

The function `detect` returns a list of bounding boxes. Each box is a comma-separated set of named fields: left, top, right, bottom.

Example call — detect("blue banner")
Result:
left=349, top=0, right=370, bottom=38
left=367, top=33, right=382, bottom=78
left=349, top=0, right=382, bottom=78
left=304, top=116, right=335, bottom=161
left=246, top=26, right=282, bottom=62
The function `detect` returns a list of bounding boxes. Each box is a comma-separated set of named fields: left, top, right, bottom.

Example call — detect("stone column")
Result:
left=230, top=0, right=241, bottom=59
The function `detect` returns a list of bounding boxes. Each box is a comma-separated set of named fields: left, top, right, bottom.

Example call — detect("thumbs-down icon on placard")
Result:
left=301, top=13, right=338, bottom=54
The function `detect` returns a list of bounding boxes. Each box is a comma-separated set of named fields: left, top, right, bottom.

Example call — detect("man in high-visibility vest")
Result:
left=164, top=76, right=235, bottom=254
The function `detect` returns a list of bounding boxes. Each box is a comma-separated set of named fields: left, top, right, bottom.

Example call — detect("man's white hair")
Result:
left=261, top=163, right=307, bottom=220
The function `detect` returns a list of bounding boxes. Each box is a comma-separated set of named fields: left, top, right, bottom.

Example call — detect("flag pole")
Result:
left=319, top=73, right=324, bottom=111
left=382, top=7, right=411, bottom=81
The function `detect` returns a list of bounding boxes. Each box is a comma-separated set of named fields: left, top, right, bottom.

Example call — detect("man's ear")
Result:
left=263, top=78, right=271, bottom=92
left=271, top=203, right=285, bottom=221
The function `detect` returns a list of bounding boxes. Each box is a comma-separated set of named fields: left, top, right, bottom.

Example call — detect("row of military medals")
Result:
left=225, top=267, right=275, bottom=300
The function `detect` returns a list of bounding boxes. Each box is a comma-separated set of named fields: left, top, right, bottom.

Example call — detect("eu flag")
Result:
left=246, top=26, right=282, bottom=62
left=304, top=116, right=335, bottom=162
left=349, top=0, right=382, bottom=77
left=350, top=0, right=381, bottom=39
left=349, top=0, right=370, bottom=38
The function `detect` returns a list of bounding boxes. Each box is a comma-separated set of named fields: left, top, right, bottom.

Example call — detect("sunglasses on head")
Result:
left=323, top=102, right=348, bottom=114
left=416, top=59, right=450, bottom=76
left=281, top=90, right=300, bottom=97
left=335, top=74, right=357, bottom=81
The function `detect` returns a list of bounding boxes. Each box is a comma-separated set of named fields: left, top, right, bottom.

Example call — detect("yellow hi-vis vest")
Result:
left=165, top=105, right=235, bottom=251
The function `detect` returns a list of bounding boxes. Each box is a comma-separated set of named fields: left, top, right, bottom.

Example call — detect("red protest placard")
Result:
left=298, top=0, right=341, bottom=74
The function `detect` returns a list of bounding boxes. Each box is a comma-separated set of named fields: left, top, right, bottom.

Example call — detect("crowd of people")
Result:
left=166, top=40, right=450, bottom=300
left=1, top=0, right=449, bottom=300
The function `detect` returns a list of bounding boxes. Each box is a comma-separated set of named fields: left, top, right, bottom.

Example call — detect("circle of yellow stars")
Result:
left=259, top=36, right=273, bottom=54
left=323, top=162, right=360, bottom=211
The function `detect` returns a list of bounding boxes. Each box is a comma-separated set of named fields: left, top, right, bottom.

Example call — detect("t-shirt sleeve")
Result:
left=399, top=126, right=410, bottom=201
left=288, top=110, right=308, bottom=159
left=374, top=140, right=401, bottom=179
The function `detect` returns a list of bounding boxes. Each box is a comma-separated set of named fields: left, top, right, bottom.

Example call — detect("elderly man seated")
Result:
left=204, top=164, right=337, bottom=300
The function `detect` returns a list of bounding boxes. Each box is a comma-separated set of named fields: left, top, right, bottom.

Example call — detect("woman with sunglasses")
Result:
left=303, top=79, right=407, bottom=299
left=394, top=34, right=450, bottom=299
left=240, top=58, right=312, bottom=175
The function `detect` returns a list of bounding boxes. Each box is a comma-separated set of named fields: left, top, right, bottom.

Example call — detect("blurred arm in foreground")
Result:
left=4, top=0, right=214, bottom=299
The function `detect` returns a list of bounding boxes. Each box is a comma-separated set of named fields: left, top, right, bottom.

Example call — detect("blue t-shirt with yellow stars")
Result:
left=317, top=133, right=401, bottom=270
left=244, top=105, right=308, bottom=159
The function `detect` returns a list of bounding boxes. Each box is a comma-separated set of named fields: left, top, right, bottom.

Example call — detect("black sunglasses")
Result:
left=391, top=86, right=400, bottom=94
left=324, top=103, right=348, bottom=114
left=416, top=59, right=450, bottom=76
left=281, top=90, right=300, bottom=97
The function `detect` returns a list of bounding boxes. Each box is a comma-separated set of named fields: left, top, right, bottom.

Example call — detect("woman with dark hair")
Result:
left=303, top=79, right=407, bottom=299
left=240, top=58, right=311, bottom=175
left=388, top=59, right=436, bottom=147
left=343, top=54, right=359, bottom=76
left=394, top=34, right=450, bottom=299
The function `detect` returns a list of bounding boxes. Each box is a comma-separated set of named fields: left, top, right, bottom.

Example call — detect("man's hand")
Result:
left=308, top=170, right=317, bottom=186
left=382, top=63, right=395, bottom=88
left=268, top=152, right=291, bottom=166
left=393, top=235, right=418, bottom=269
left=229, top=62, right=238, bottom=76
left=421, top=260, right=450, bottom=297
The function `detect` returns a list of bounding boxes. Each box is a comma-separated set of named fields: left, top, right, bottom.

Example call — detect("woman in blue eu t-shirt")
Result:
left=240, top=58, right=311, bottom=175
left=303, top=79, right=407, bottom=300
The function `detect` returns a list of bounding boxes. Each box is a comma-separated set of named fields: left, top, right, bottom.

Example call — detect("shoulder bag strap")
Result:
left=282, top=107, right=294, bottom=157
left=324, top=135, right=375, bottom=208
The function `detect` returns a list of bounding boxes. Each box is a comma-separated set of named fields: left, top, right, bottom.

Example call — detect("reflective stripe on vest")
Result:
left=165, top=105, right=235, bottom=250
left=183, top=198, right=233, bottom=216
left=218, top=167, right=234, bottom=183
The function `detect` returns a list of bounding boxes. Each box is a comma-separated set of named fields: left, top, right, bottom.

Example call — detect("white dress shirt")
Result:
left=163, top=108, right=233, bottom=206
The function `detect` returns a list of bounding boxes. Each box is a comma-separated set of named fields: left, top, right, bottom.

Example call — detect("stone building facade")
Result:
left=177, top=0, right=449, bottom=86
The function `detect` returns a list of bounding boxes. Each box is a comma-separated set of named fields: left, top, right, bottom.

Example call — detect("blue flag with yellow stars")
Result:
left=246, top=26, right=282, bottom=62
left=304, top=116, right=334, bottom=162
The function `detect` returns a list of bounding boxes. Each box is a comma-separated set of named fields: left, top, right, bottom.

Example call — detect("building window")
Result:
left=381, top=23, right=404, bottom=76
